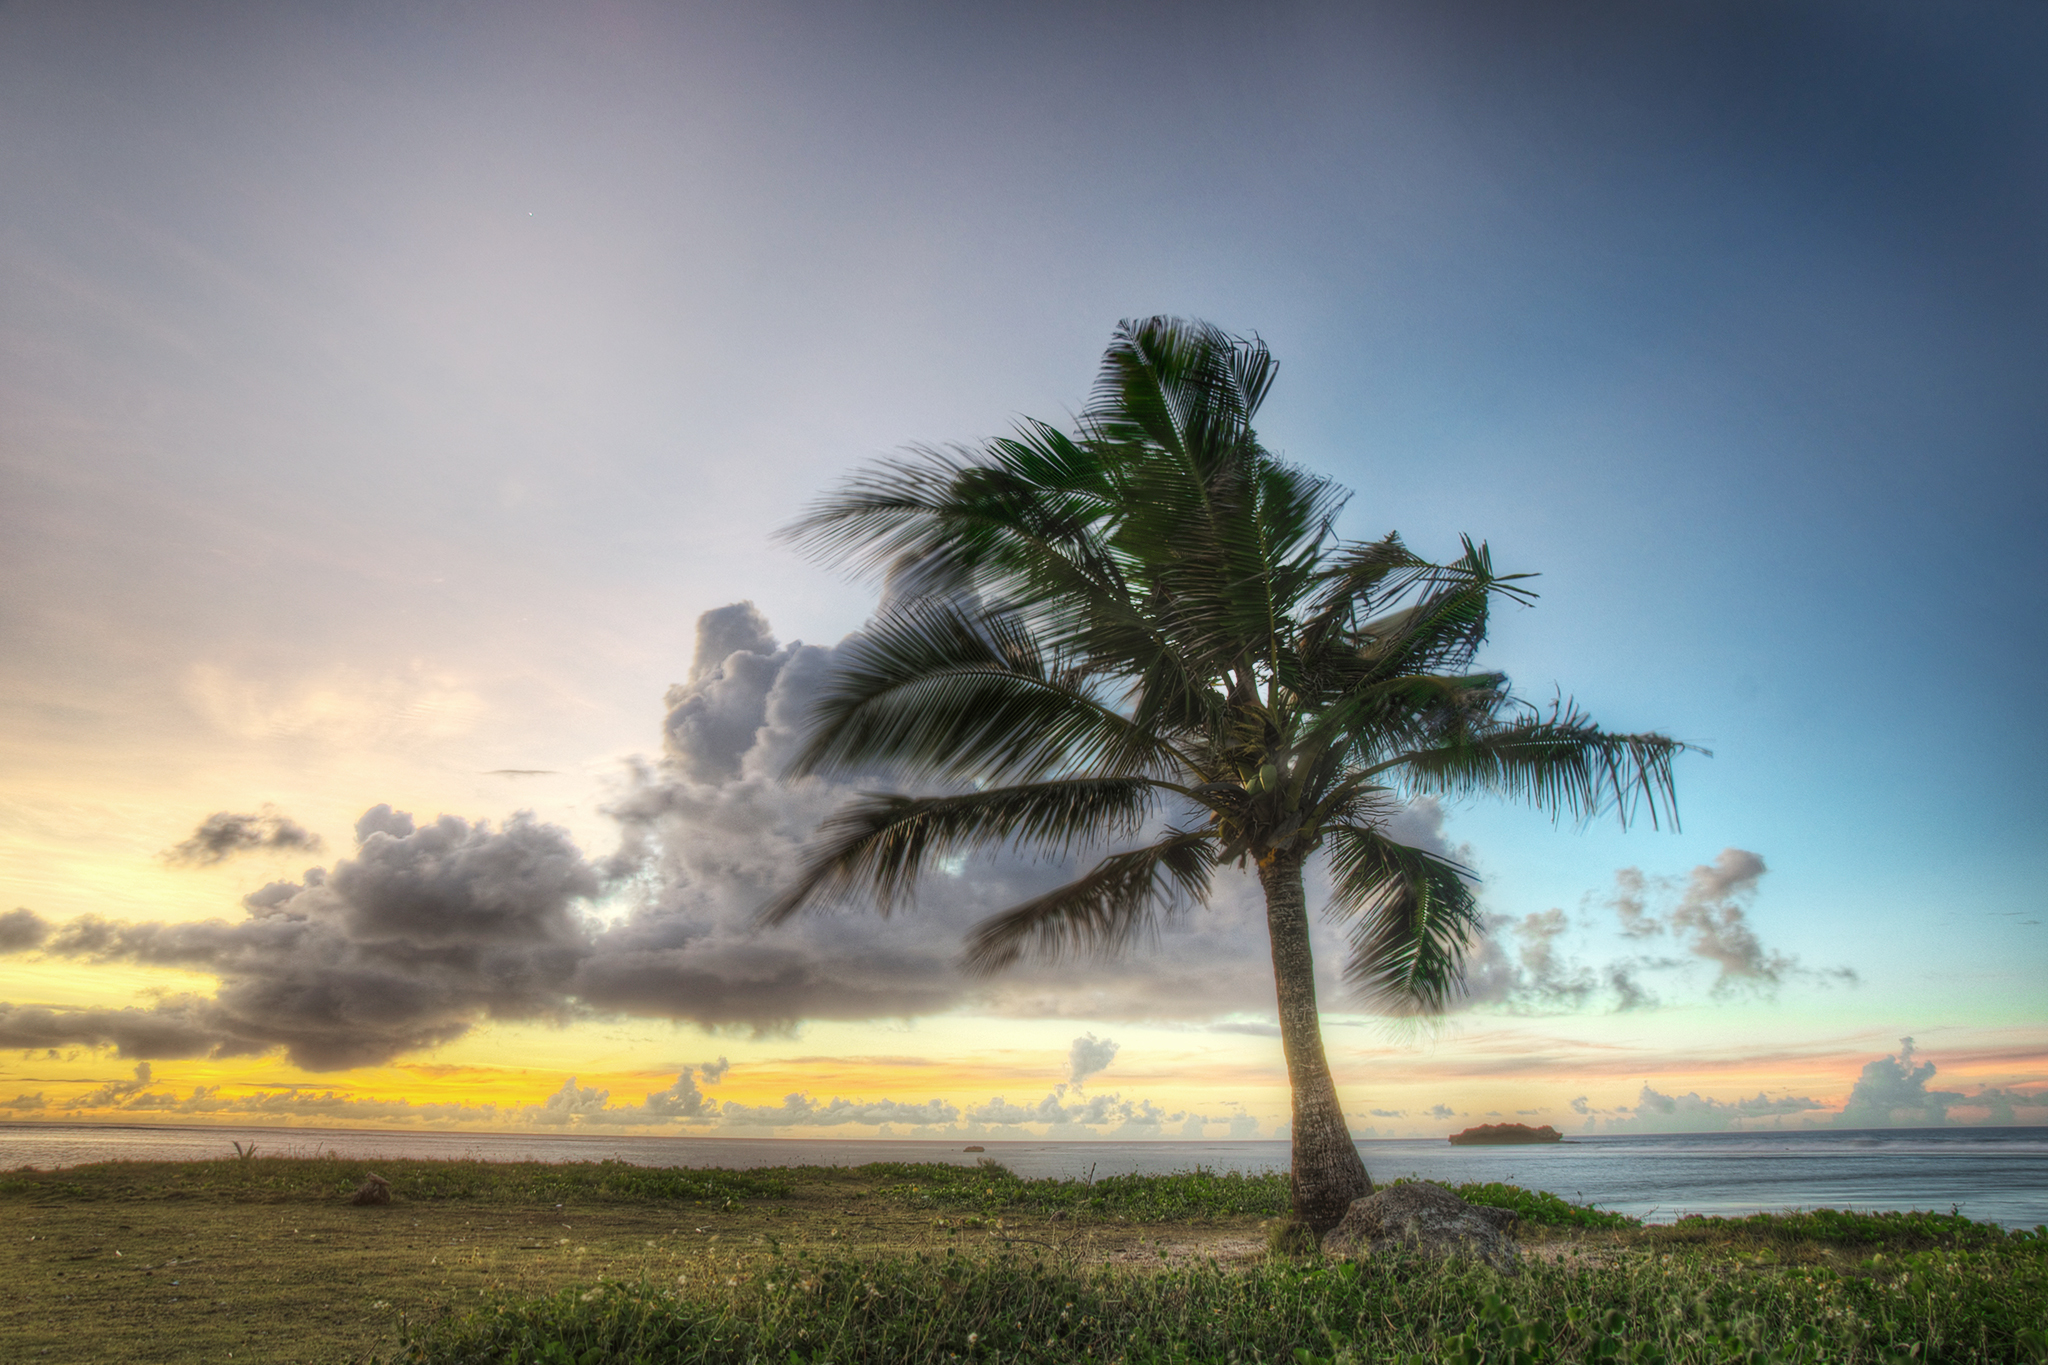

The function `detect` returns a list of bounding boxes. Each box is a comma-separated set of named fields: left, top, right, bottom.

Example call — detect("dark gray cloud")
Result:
left=2, top=806, right=597, bottom=1069
left=0, top=607, right=1284, bottom=1068
left=588, top=604, right=1298, bottom=1030
left=6, top=604, right=1709, bottom=1071
left=163, top=809, right=323, bottom=865
left=0, top=997, right=228, bottom=1059
left=0, top=907, right=48, bottom=951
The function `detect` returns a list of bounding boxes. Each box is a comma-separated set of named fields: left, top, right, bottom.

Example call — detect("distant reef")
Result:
left=1447, top=1122, right=1563, bottom=1146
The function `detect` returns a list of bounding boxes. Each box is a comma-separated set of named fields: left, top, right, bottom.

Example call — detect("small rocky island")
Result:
left=1447, top=1122, right=1563, bottom=1146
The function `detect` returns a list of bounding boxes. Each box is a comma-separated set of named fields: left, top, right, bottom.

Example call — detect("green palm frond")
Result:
left=758, top=777, right=1166, bottom=925
left=1325, top=824, right=1483, bottom=1015
left=783, top=426, right=1123, bottom=603
left=959, top=829, right=1217, bottom=975
left=1383, top=704, right=1700, bottom=829
left=791, top=596, right=1178, bottom=783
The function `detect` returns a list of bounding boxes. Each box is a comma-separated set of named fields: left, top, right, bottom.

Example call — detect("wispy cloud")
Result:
left=1458, top=849, right=1854, bottom=1015
left=1067, top=1033, right=1119, bottom=1088
left=162, top=808, right=323, bottom=866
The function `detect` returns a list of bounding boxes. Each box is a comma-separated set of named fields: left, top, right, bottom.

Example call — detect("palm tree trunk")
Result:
left=1258, top=845, right=1372, bottom=1232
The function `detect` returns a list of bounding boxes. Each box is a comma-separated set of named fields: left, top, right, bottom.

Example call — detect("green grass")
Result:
left=1426, top=1180, right=1640, bottom=1232
left=0, top=1155, right=792, bottom=1206
left=8, top=1156, right=2044, bottom=1363
left=1647, top=1208, right=2014, bottom=1252
left=861, top=1162, right=1636, bottom=1229
left=865, top=1159, right=1292, bottom=1220
left=381, top=1222, right=2048, bottom=1365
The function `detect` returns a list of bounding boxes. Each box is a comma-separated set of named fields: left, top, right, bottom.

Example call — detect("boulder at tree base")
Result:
left=1319, top=1182, right=1520, bottom=1273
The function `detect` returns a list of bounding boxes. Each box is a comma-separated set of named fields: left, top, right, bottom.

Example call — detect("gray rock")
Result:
left=1319, top=1182, right=1519, bottom=1272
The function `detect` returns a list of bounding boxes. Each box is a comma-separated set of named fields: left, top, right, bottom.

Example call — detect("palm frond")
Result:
left=757, top=778, right=1164, bottom=925
left=1324, top=823, right=1483, bottom=1015
left=781, top=423, right=1124, bottom=604
left=959, top=829, right=1217, bottom=975
left=791, top=596, right=1178, bottom=783
left=1384, top=704, right=1701, bottom=829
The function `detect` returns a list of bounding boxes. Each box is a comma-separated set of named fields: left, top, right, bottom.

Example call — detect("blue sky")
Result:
left=0, top=1, right=2041, bottom=1136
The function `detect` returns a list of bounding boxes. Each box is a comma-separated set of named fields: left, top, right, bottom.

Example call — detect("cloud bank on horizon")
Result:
left=12, top=1036, right=2035, bottom=1138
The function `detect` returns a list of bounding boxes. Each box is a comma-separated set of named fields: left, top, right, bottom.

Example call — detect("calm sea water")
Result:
left=4, top=1123, right=2043, bottom=1229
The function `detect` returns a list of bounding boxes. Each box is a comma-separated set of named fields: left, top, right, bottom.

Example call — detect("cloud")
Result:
left=73, top=1062, right=156, bottom=1109
left=1459, top=849, right=1852, bottom=1015
left=1664, top=850, right=1784, bottom=987
left=0, top=997, right=230, bottom=1059
left=2, top=807, right=598, bottom=1069
left=1836, top=1037, right=1965, bottom=1128
left=0, top=908, right=49, bottom=951
left=163, top=808, right=324, bottom=866
left=716, top=1093, right=963, bottom=1130
left=585, top=603, right=1302, bottom=1030
left=1457, top=907, right=1603, bottom=1012
left=1606, top=849, right=1855, bottom=995
left=527, top=1070, right=723, bottom=1126
left=26, top=1056, right=1241, bottom=1137
left=4, top=605, right=1666, bottom=1071
left=962, top=1089, right=1183, bottom=1135
left=1425, top=1103, right=1456, bottom=1120
left=1606, top=1082, right=1828, bottom=1133
left=1067, top=1033, right=1119, bottom=1087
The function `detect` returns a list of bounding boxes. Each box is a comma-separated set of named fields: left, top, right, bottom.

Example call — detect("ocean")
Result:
left=4, top=1123, right=2044, bottom=1229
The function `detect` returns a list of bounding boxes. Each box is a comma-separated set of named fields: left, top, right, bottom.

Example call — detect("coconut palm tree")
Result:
left=761, top=316, right=1692, bottom=1232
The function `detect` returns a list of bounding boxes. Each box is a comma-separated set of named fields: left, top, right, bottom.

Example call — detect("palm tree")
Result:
left=761, top=316, right=1693, bottom=1232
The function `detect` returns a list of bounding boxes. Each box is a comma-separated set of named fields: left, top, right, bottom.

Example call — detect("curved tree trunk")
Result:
left=1258, top=845, right=1372, bottom=1233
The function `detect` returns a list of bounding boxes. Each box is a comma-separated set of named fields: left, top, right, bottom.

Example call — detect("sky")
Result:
left=1, top=0, right=2043, bottom=1144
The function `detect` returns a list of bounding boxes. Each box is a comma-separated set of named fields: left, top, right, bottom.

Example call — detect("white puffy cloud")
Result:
left=1605, top=1083, right=1828, bottom=1133
left=1833, top=1037, right=1984, bottom=1128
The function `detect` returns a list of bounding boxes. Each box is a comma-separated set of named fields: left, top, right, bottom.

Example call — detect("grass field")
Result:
left=3, top=1155, right=2042, bottom=1364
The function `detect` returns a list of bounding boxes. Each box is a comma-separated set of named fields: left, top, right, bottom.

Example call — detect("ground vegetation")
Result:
left=3, top=1156, right=2041, bottom=1364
